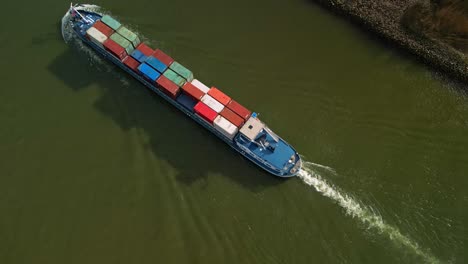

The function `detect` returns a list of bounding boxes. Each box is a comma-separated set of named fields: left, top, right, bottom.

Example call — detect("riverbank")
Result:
left=311, top=0, right=468, bottom=83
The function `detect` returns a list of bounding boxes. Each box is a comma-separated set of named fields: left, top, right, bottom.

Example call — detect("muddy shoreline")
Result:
left=311, top=0, right=467, bottom=83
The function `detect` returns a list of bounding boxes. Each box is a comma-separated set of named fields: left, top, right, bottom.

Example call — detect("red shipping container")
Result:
left=182, top=82, right=204, bottom=101
left=220, top=107, right=244, bottom=128
left=136, top=43, right=154, bottom=56
left=123, top=56, right=140, bottom=72
left=103, top=39, right=127, bottom=60
left=94, top=20, right=114, bottom=37
left=156, top=76, right=180, bottom=99
left=208, top=87, right=231, bottom=106
left=194, top=102, right=218, bottom=123
left=227, top=100, right=251, bottom=121
left=153, top=49, right=174, bottom=66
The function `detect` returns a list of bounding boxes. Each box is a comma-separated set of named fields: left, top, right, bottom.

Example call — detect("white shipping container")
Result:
left=86, top=27, right=107, bottom=48
left=191, top=79, right=210, bottom=93
left=201, top=94, right=224, bottom=113
left=214, top=116, right=238, bottom=139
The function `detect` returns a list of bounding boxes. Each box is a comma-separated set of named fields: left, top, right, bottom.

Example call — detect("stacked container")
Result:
left=90, top=15, right=252, bottom=141
left=86, top=27, right=107, bottom=48
left=153, top=49, right=174, bottom=66
left=227, top=100, right=251, bottom=121
left=131, top=43, right=154, bottom=63
left=100, top=15, right=121, bottom=30
left=123, top=56, right=140, bottom=72
left=116, top=26, right=141, bottom=48
left=92, top=20, right=114, bottom=37
left=214, top=116, right=239, bottom=139
left=138, top=63, right=160, bottom=81
left=201, top=94, right=224, bottom=113
left=208, top=87, right=231, bottom=106
left=163, top=69, right=186, bottom=87
left=181, top=82, right=204, bottom=101
left=194, top=102, right=218, bottom=123
left=110, top=33, right=134, bottom=55
left=137, top=43, right=154, bottom=56
left=220, top=107, right=244, bottom=127
left=190, top=79, right=211, bottom=93
left=99, top=15, right=143, bottom=57
left=103, top=39, right=127, bottom=60
left=156, top=76, right=180, bottom=99
left=176, top=93, right=198, bottom=111
left=131, top=50, right=146, bottom=63
left=146, top=57, right=168, bottom=73
left=175, top=80, right=208, bottom=112
left=169, top=62, right=193, bottom=81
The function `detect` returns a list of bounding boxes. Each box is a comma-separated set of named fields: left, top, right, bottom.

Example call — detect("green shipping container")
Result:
left=110, top=33, right=134, bottom=54
left=163, top=69, right=186, bottom=87
left=100, top=15, right=121, bottom=31
left=169, top=62, right=193, bottom=82
left=116, top=26, right=141, bottom=48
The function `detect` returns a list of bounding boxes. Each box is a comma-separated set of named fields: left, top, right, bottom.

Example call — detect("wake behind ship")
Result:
left=65, top=4, right=302, bottom=177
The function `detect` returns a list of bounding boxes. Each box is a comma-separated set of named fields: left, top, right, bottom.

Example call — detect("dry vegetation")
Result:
left=313, top=0, right=468, bottom=81
left=403, top=0, right=468, bottom=54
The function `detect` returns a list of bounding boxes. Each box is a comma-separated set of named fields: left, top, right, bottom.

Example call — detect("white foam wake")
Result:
left=300, top=159, right=337, bottom=175
left=60, top=4, right=136, bottom=88
left=60, top=4, right=124, bottom=82
left=298, top=162, right=440, bottom=264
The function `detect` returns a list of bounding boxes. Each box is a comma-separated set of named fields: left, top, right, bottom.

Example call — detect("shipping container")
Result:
left=169, top=61, right=193, bottom=81
left=93, top=20, right=114, bottom=37
left=208, top=87, right=231, bottom=106
left=138, top=63, right=160, bottom=81
left=214, top=115, right=239, bottom=140
left=201, top=94, right=224, bottom=113
left=220, top=107, right=244, bottom=128
left=110, top=33, right=134, bottom=55
left=103, top=39, right=127, bottom=60
left=86, top=27, right=107, bottom=48
left=130, top=49, right=147, bottom=63
left=190, top=79, right=210, bottom=93
left=227, top=100, right=251, bottom=121
left=152, top=49, right=174, bottom=66
left=146, top=56, right=167, bottom=73
left=123, top=56, right=140, bottom=72
left=194, top=102, right=218, bottom=124
left=116, top=26, right=141, bottom=48
left=100, top=15, right=121, bottom=30
left=163, top=69, right=186, bottom=87
left=136, top=43, right=154, bottom=56
left=156, top=75, right=180, bottom=99
left=181, top=82, right=204, bottom=101
left=176, top=93, right=198, bottom=111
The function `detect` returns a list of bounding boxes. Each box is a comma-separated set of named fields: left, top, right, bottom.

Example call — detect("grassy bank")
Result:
left=403, top=0, right=468, bottom=54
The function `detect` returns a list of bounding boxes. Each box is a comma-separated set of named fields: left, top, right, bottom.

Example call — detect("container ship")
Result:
left=65, top=4, right=302, bottom=177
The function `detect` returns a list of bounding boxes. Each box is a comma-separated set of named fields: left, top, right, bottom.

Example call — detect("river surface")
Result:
left=1, top=0, right=467, bottom=263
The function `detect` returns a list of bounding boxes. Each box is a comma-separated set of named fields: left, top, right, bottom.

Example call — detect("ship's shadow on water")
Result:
left=48, top=44, right=283, bottom=192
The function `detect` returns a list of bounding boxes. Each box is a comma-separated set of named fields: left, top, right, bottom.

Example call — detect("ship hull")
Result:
left=68, top=9, right=300, bottom=177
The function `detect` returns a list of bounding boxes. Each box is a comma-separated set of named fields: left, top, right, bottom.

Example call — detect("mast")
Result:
left=69, top=3, right=91, bottom=23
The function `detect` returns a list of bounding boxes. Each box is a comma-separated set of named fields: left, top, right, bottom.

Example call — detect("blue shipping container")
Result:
left=131, top=50, right=147, bottom=63
left=138, top=63, right=160, bottom=81
left=146, top=56, right=168, bottom=73
left=176, top=93, right=198, bottom=111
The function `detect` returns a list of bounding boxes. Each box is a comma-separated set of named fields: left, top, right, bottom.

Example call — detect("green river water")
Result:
left=1, top=0, right=467, bottom=263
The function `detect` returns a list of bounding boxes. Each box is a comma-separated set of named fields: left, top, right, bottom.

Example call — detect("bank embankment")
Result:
left=312, top=0, right=468, bottom=83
